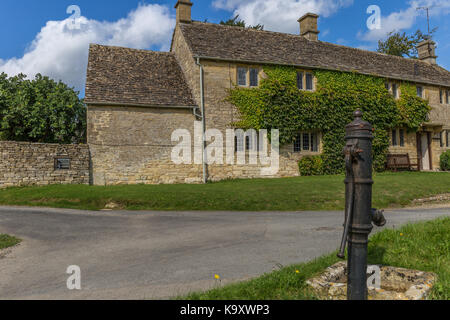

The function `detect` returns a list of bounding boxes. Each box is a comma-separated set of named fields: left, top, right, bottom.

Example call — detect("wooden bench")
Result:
left=386, top=154, right=419, bottom=171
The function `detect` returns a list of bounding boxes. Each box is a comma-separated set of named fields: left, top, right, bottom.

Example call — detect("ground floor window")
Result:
left=391, top=128, right=405, bottom=147
left=294, top=132, right=319, bottom=153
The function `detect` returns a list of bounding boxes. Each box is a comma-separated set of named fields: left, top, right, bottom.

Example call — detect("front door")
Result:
left=420, top=133, right=431, bottom=171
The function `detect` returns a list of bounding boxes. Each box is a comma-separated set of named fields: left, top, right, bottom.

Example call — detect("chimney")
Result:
left=417, top=39, right=437, bottom=65
left=298, top=13, right=320, bottom=41
left=175, top=0, right=193, bottom=24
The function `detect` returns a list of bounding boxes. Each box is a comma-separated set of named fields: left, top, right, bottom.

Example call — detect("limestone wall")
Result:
left=0, top=141, right=90, bottom=188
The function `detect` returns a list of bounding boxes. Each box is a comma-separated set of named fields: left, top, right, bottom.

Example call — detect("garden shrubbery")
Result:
left=440, top=150, right=450, bottom=171
left=298, top=156, right=324, bottom=176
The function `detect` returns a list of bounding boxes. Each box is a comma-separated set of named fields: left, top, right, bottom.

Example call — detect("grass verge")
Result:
left=183, top=218, right=450, bottom=300
left=0, top=172, right=449, bottom=211
left=0, top=234, right=21, bottom=250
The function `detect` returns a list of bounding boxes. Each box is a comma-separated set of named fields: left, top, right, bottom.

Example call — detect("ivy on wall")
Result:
left=228, top=66, right=431, bottom=174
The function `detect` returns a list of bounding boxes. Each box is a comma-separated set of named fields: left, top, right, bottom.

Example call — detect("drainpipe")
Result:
left=195, top=57, right=207, bottom=184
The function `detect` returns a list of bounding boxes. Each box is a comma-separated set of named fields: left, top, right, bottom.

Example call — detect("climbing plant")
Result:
left=228, top=66, right=431, bottom=174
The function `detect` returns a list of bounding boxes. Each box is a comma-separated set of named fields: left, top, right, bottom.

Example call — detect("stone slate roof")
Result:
left=85, top=44, right=196, bottom=107
left=180, top=22, right=450, bottom=87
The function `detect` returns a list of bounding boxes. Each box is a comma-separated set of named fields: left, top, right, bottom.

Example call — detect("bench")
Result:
left=386, top=154, right=419, bottom=171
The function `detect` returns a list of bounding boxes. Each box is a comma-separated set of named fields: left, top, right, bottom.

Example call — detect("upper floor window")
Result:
left=391, top=83, right=398, bottom=99
left=237, top=67, right=259, bottom=87
left=297, top=71, right=315, bottom=91
left=392, top=129, right=398, bottom=146
left=294, top=132, right=319, bottom=153
left=416, top=86, right=423, bottom=98
left=305, top=73, right=314, bottom=91
left=446, top=90, right=449, bottom=104
left=238, top=67, right=247, bottom=86
left=297, top=72, right=303, bottom=90
left=249, top=68, right=259, bottom=87
left=440, top=89, right=444, bottom=104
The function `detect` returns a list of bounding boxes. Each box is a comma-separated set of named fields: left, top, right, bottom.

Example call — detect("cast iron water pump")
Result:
left=337, top=109, right=386, bottom=300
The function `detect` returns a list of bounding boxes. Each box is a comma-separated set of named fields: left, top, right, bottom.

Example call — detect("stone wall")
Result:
left=0, top=141, right=90, bottom=188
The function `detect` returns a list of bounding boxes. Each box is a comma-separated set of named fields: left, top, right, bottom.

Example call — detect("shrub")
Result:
left=440, top=150, right=450, bottom=171
left=298, top=155, right=324, bottom=176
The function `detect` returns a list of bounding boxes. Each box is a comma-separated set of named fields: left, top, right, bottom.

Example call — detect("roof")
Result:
left=179, top=21, right=450, bottom=87
left=85, top=44, right=196, bottom=107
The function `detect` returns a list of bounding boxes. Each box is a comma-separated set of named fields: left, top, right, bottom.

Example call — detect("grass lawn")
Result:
left=0, top=172, right=448, bottom=211
left=183, top=218, right=450, bottom=300
left=0, top=234, right=21, bottom=250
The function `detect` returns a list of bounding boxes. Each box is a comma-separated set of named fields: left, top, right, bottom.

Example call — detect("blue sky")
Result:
left=0, top=0, right=449, bottom=97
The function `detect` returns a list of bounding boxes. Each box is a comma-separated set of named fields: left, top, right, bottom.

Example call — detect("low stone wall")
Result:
left=0, top=141, right=90, bottom=188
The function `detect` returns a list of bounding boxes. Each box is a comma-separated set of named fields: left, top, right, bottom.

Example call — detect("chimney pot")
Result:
left=298, top=13, right=320, bottom=41
left=417, top=39, right=437, bottom=65
left=175, top=0, right=193, bottom=24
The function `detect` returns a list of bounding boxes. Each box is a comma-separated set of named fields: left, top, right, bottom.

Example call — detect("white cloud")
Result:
left=213, top=0, right=354, bottom=34
left=0, top=4, right=174, bottom=93
left=359, top=0, right=450, bottom=42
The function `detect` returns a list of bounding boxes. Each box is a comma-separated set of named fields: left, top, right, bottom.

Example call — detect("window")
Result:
left=235, top=135, right=244, bottom=152
left=392, top=130, right=398, bottom=146
left=297, top=72, right=303, bottom=90
left=293, top=132, right=319, bottom=153
left=399, top=129, right=405, bottom=147
left=440, top=131, right=444, bottom=148
left=302, top=133, right=310, bottom=151
left=446, top=90, right=449, bottom=104
left=238, top=67, right=247, bottom=86
left=385, top=83, right=390, bottom=91
left=440, top=89, right=444, bottom=104
left=305, top=73, right=314, bottom=91
left=249, top=68, right=259, bottom=87
left=416, top=86, right=423, bottom=98
left=447, top=130, right=450, bottom=148
left=294, top=134, right=302, bottom=152
left=54, top=158, right=70, bottom=170
left=391, top=83, right=398, bottom=99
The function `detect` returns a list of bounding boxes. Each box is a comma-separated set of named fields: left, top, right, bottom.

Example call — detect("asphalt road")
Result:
left=0, top=205, right=449, bottom=300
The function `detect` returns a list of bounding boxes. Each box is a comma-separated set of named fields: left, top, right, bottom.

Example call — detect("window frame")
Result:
left=297, top=72, right=304, bottom=90
left=249, top=68, right=259, bottom=87
left=293, top=131, right=320, bottom=153
left=392, top=129, right=398, bottom=147
left=305, top=73, right=314, bottom=91
left=416, top=86, right=423, bottom=98
left=237, top=67, right=247, bottom=87
left=440, top=89, right=444, bottom=104
left=399, top=129, right=405, bottom=147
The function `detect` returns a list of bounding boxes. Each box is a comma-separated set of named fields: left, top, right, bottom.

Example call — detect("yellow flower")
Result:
left=400, top=233, right=404, bottom=236
left=214, top=274, right=220, bottom=280
left=295, top=270, right=300, bottom=274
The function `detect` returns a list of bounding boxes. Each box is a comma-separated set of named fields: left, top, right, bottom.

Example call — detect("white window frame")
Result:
left=293, top=131, right=320, bottom=153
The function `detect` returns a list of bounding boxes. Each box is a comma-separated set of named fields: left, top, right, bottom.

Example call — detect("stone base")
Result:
left=306, top=262, right=436, bottom=300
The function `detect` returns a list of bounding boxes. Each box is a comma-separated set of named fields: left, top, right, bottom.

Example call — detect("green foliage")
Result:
left=220, top=15, right=264, bottom=30
left=228, top=67, right=431, bottom=174
left=0, top=72, right=86, bottom=144
left=298, top=156, right=324, bottom=176
left=440, top=150, right=450, bottom=171
left=377, top=29, right=436, bottom=58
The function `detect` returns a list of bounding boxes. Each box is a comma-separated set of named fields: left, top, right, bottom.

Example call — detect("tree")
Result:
left=377, top=28, right=437, bottom=58
left=220, top=15, right=264, bottom=30
left=0, top=73, right=86, bottom=144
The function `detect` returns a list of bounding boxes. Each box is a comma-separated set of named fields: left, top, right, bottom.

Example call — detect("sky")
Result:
left=0, top=0, right=449, bottom=97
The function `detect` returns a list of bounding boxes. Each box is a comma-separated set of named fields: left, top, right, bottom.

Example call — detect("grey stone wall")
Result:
left=0, top=141, right=90, bottom=188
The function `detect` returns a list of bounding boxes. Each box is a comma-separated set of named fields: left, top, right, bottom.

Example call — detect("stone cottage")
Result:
left=85, top=0, right=450, bottom=185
